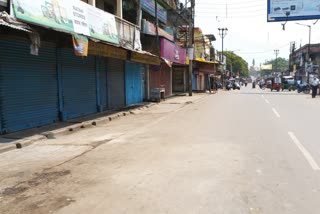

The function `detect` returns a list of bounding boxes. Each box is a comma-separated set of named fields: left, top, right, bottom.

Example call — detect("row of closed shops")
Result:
left=0, top=36, right=145, bottom=134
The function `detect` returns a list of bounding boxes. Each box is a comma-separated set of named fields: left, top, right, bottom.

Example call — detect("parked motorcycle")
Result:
left=259, top=83, right=266, bottom=90
left=297, top=83, right=310, bottom=94
left=226, top=82, right=233, bottom=90
left=233, top=82, right=241, bottom=90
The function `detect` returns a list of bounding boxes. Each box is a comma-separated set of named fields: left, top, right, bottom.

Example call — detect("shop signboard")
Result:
left=141, top=0, right=167, bottom=24
left=11, top=0, right=119, bottom=44
left=160, top=38, right=186, bottom=64
left=142, top=19, right=173, bottom=41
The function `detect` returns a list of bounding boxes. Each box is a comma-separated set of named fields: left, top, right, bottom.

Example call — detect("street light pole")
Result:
left=295, top=23, right=311, bottom=60
left=218, top=28, right=228, bottom=88
left=296, top=22, right=312, bottom=83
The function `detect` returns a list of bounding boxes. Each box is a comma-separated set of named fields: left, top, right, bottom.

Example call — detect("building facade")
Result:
left=0, top=0, right=162, bottom=134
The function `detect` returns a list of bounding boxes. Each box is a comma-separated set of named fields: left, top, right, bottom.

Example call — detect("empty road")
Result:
left=1, top=86, right=320, bottom=214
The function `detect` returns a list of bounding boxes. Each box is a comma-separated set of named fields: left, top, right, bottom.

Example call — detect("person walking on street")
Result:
left=311, top=77, right=320, bottom=98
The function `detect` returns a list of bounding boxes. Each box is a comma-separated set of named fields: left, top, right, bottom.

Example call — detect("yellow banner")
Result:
left=261, top=64, right=273, bottom=70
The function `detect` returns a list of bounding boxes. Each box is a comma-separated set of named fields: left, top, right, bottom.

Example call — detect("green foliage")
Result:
left=224, top=51, right=249, bottom=77
left=260, top=57, right=289, bottom=76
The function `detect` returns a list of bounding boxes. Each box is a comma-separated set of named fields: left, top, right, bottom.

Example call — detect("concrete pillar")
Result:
left=88, top=0, right=96, bottom=7
left=117, top=0, right=122, bottom=18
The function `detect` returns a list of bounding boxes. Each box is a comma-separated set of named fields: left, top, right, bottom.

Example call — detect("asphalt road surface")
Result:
left=1, top=85, right=320, bottom=214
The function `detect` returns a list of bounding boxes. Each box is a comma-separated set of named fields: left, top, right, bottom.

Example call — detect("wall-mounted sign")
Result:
left=160, top=38, right=186, bottom=65
left=142, top=19, right=173, bottom=41
left=141, top=0, right=167, bottom=24
left=11, top=0, right=119, bottom=44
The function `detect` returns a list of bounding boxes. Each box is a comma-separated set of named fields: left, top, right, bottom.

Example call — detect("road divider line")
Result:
left=288, top=132, right=320, bottom=171
left=272, top=108, right=280, bottom=118
left=265, top=99, right=270, bottom=104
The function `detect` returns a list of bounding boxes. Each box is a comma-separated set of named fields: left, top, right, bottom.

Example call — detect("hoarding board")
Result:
left=268, top=0, right=320, bottom=22
left=11, top=0, right=119, bottom=44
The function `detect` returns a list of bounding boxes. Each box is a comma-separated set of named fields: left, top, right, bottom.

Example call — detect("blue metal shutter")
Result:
left=125, top=61, right=143, bottom=105
left=0, top=39, right=58, bottom=133
left=107, top=58, right=125, bottom=109
left=192, top=73, right=197, bottom=90
left=60, top=49, right=97, bottom=120
left=98, top=57, right=107, bottom=110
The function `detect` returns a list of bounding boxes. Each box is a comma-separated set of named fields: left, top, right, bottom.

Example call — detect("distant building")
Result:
left=290, top=43, right=320, bottom=82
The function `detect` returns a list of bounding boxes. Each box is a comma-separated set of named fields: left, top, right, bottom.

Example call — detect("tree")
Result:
left=260, top=57, right=289, bottom=77
left=224, top=51, right=249, bottom=77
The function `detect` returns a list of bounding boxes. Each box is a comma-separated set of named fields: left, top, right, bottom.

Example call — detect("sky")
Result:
left=193, top=0, right=320, bottom=68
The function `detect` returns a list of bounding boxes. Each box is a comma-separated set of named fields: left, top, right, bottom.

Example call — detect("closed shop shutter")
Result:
left=107, top=58, right=125, bottom=109
left=61, top=49, right=97, bottom=120
left=172, top=67, right=185, bottom=92
left=125, top=61, right=142, bottom=105
left=192, top=73, right=197, bottom=90
left=0, top=39, right=58, bottom=133
left=149, top=64, right=171, bottom=97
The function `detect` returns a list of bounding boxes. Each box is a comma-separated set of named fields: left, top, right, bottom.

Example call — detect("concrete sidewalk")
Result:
left=0, top=93, right=209, bottom=154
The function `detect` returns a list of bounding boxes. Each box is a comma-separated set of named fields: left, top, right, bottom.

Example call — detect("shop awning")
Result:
left=130, top=50, right=161, bottom=65
left=186, top=57, right=219, bottom=65
left=161, top=57, right=173, bottom=67
left=0, top=11, right=32, bottom=33
left=195, top=58, right=219, bottom=64
left=89, top=41, right=128, bottom=60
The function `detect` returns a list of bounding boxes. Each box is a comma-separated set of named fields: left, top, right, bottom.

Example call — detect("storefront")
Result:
left=193, top=59, right=217, bottom=92
left=172, top=66, right=188, bottom=92
left=130, top=50, right=161, bottom=100
left=151, top=38, right=187, bottom=95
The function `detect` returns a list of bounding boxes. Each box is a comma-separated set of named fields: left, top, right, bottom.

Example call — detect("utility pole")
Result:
left=218, top=28, right=228, bottom=88
left=188, top=0, right=195, bottom=96
left=274, top=49, right=279, bottom=75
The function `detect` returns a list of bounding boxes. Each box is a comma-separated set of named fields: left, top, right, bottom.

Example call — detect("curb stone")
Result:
left=0, top=135, right=47, bottom=154
left=0, top=100, right=190, bottom=154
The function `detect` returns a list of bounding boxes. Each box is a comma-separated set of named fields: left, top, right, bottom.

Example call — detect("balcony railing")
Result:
left=115, top=17, right=142, bottom=51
